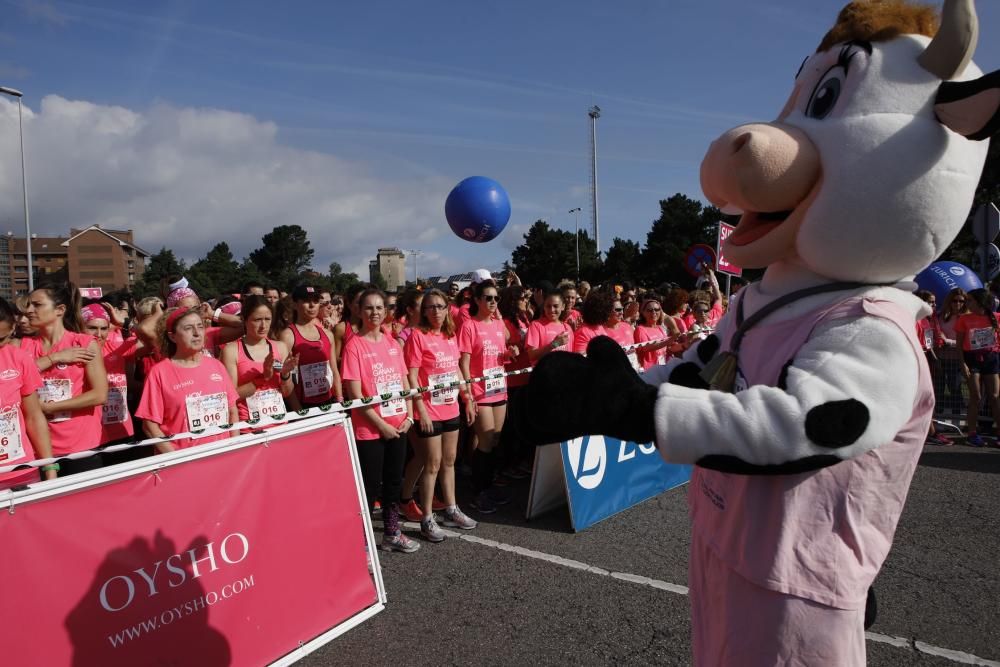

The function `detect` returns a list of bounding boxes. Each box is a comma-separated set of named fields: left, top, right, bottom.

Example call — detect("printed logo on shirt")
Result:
left=566, top=435, right=607, bottom=490
left=0, top=369, right=20, bottom=381
left=172, top=380, right=195, bottom=391
left=210, top=373, right=223, bottom=382
left=363, top=352, right=378, bottom=359
left=56, top=363, right=68, bottom=370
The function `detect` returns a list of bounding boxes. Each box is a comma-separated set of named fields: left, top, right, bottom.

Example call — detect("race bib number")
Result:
left=627, top=351, right=641, bottom=372
left=39, top=378, right=72, bottom=422
left=185, top=392, right=229, bottom=431
left=484, top=367, right=506, bottom=397
left=246, top=388, right=286, bottom=422
left=655, top=349, right=667, bottom=365
left=970, top=327, right=995, bottom=351
left=377, top=379, right=406, bottom=418
left=429, top=371, right=459, bottom=406
left=101, top=386, right=129, bottom=425
left=0, top=409, right=25, bottom=463
left=923, top=329, right=934, bottom=350
left=301, top=362, right=331, bottom=398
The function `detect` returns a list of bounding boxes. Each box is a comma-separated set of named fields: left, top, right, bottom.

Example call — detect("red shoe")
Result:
left=432, top=496, right=447, bottom=511
left=400, top=498, right=424, bottom=523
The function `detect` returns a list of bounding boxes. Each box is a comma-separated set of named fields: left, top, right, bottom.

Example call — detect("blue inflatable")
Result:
left=445, top=176, right=511, bottom=243
left=914, top=261, right=982, bottom=310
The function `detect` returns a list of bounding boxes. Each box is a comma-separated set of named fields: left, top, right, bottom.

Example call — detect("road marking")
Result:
left=399, top=520, right=1000, bottom=666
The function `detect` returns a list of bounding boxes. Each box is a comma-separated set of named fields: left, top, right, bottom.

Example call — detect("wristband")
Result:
left=41, top=463, right=60, bottom=473
left=213, top=308, right=222, bottom=323
left=279, top=373, right=291, bottom=381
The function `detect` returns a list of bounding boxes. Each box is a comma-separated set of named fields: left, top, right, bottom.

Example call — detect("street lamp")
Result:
left=405, top=249, right=422, bottom=285
left=568, top=207, right=582, bottom=281
left=0, top=86, right=33, bottom=292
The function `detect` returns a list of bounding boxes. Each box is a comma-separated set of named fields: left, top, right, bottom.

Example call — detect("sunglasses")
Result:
left=613, top=307, right=624, bottom=312
left=482, top=295, right=499, bottom=303
left=646, top=307, right=662, bottom=313
left=693, top=307, right=709, bottom=314
left=423, top=303, right=447, bottom=311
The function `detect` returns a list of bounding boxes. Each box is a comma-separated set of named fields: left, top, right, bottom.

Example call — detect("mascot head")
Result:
left=701, top=0, right=999, bottom=283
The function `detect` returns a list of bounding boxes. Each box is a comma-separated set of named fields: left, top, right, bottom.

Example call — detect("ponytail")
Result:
left=34, top=282, right=83, bottom=332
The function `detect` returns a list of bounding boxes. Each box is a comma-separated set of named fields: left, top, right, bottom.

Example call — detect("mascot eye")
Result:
left=805, top=68, right=845, bottom=119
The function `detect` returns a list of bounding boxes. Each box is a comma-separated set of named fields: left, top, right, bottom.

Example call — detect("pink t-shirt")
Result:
left=565, top=310, right=583, bottom=328
left=341, top=333, right=409, bottom=440
left=100, top=336, right=137, bottom=444
left=572, top=324, right=608, bottom=354
left=231, top=339, right=287, bottom=424
left=954, top=313, right=1000, bottom=352
left=0, top=345, right=43, bottom=488
left=458, top=317, right=508, bottom=404
left=635, top=324, right=671, bottom=370
left=503, top=318, right=531, bottom=388
left=525, top=319, right=572, bottom=359
left=607, top=321, right=634, bottom=348
left=21, top=332, right=102, bottom=456
left=135, top=357, right=239, bottom=449
left=404, top=329, right=461, bottom=422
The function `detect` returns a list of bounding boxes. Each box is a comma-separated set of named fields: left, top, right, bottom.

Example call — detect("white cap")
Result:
left=471, top=268, right=492, bottom=284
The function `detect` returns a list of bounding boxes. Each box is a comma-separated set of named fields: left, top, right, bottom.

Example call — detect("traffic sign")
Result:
left=971, top=243, right=1000, bottom=282
left=684, top=244, right=716, bottom=278
left=716, top=221, right=743, bottom=277
left=971, top=203, right=1000, bottom=244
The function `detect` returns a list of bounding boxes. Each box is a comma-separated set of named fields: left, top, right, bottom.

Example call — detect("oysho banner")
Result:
left=0, top=419, right=380, bottom=666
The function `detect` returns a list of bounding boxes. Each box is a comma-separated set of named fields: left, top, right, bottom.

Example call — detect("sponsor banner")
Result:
left=716, top=221, right=743, bottom=277
left=0, top=419, right=380, bottom=666
left=80, top=287, right=104, bottom=299
left=527, top=436, right=691, bottom=531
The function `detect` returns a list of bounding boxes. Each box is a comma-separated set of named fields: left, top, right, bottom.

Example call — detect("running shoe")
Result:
left=486, top=487, right=512, bottom=506
left=471, top=490, right=497, bottom=514
left=927, top=434, right=951, bottom=446
left=420, top=516, right=447, bottom=543
left=442, top=506, right=478, bottom=530
left=381, top=530, right=421, bottom=553
left=432, top=496, right=448, bottom=511
left=372, top=500, right=382, bottom=516
left=966, top=433, right=985, bottom=447
left=400, top=498, right=424, bottom=523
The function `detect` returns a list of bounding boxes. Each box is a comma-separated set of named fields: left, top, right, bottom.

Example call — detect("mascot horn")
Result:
left=508, top=0, right=1000, bottom=663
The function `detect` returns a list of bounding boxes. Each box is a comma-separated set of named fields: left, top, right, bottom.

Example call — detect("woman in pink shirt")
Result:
left=561, top=283, right=583, bottom=330
left=342, top=289, right=419, bottom=554
left=0, top=298, right=56, bottom=489
left=21, top=284, right=108, bottom=476
left=280, top=284, right=343, bottom=410
left=220, top=296, right=297, bottom=429
left=954, top=288, right=1000, bottom=447
left=404, top=289, right=478, bottom=540
left=525, top=291, right=572, bottom=363
left=634, top=297, right=681, bottom=371
left=136, top=308, right=240, bottom=452
left=81, top=303, right=139, bottom=448
left=572, top=290, right=615, bottom=354
left=459, top=280, right=517, bottom=514
left=606, top=298, right=639, bottom=370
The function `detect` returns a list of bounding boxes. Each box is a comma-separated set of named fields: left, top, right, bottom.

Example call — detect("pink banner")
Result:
left=716, top=221, right=743, bottom=277
left=0, top=422, right=377, bottom=666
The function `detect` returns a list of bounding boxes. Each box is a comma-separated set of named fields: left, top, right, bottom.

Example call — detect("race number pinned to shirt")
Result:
left=484, top=367, right=506, bottom=397
left=300, top=362, right=332, bottom=398
left=102, top=386, right=129, bottom=425
left=923, top=328, right=934, bottom=350
left=247, top=388, right=286, bottom=422
left=0, top=408, right=26, bottom=463
left=39, top=378, right=72, bottom=422
left=377, top=379, right=406, bottom=418
left=186, top=392, right=229, bottom=431
left=627, top=350, right=641, bottom=372
left=429, top=371, right=459, bottom=406
left=969, top=327, right=996, bottom=351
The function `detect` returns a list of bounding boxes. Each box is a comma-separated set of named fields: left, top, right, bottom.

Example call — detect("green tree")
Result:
left=943, top=141, right=1000, bottom=267
left=639, top=194, right=723, bottom=287
left=249, top=225, right=315, bottom=289
left=136, top=248, right=186, bottom=297
left=510, top=220, right=601, bottom=284
left=326, top=261, right=362, bottom=294
left=602, top=237, right=642, bottom=284
left=188, top=242, right=240, bottom=298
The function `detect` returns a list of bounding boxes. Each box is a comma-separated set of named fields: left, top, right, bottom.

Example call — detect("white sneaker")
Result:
left=442, top=506, right=478, bottom=530
left=420, top=516, right=447, bottom=542
left=381, top=530, right=420, bottom=553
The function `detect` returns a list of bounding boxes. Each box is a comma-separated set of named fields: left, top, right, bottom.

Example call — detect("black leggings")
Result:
left=356, top=435, right=407, bottom=511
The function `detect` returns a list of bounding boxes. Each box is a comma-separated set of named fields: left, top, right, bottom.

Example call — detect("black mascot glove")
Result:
left=506, top=335, right=659, bottom=446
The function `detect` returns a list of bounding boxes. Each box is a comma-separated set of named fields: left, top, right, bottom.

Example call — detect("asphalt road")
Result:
left=299, top=442, right=1000, bottom=666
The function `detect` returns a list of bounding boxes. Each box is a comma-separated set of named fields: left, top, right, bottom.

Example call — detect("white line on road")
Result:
left=399, top=521, right=1000, bottom=666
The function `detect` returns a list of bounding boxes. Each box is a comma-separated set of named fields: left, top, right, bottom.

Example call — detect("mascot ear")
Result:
left=935, top=69, right=1000, bottom=141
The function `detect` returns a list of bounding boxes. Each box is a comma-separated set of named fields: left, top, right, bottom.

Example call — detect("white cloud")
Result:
left=0, top=95, right=455, bottom=279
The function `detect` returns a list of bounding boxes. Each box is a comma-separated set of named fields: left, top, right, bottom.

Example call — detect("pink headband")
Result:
left=81, top=304, right=108, bottom=323
left=166, top=287, right=197, bottom=308
left=165, top=307, right=199, bottom=333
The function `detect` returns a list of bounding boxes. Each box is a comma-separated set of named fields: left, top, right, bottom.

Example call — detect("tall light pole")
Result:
left=405, top=249, right=422, bottom=285
left=568, top=207, right=582, bottom=281
left=0, top=86, right=33, bottom=292
left=588, top=105, right=601, bottom=256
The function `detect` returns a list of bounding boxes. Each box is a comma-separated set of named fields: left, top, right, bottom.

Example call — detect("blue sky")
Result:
left=1, top=0, right=998, bottom=280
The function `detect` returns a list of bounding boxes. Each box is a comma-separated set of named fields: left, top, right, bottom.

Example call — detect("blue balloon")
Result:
left=914, top=261, right=982, bottom=311
left=445, top=176, right=511, bottom=243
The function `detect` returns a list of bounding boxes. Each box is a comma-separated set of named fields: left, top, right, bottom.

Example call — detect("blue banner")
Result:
left=558, top=436, right=691, bottom=531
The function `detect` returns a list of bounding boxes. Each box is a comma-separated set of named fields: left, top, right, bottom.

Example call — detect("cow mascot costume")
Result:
left=509, top=0, right=999, bottom=663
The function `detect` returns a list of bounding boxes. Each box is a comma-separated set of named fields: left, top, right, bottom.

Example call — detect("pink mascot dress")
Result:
left=510, top=1, right=1000, bottom=664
